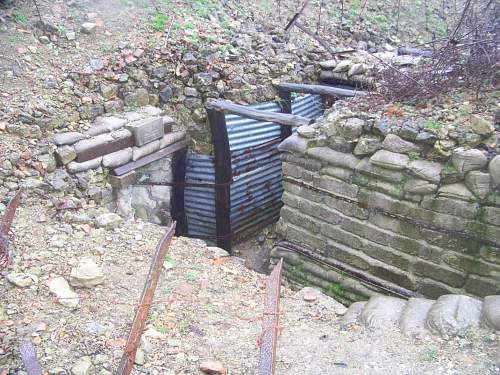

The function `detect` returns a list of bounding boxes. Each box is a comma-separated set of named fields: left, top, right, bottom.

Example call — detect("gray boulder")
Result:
left=489, top=155, right=500, bottom=187
left=408, top=160, right=442, bottom=184
left=465, top=171, right=492, bottom=199
left=452, top=148, right=487, bottom=173
left=95, top=213, right=122, bottom=229
left=353, top=135, right=382, bottom=156
left=370, top=150, right=409, bottom=170
left=399, top=298, right=435, bottom=336
left=482, top=295, right=500, bottom=330
left=426, top=295, right=482, bottom=336
left=382, top=134, right=419, bottom=153
left=359, top=296, right=407, bottom=329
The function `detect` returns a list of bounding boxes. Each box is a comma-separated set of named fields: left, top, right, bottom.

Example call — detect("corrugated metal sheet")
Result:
left=226, top=101, right=282, bottom=152
left=184, top=94, right=325, bottom=244
left=292, top=94, right=324, bottom=121
left=184, top=153, right=216, bottom=239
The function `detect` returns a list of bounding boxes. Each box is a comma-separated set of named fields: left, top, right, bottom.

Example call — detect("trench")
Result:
left=175, top=82, right=359, bottom=273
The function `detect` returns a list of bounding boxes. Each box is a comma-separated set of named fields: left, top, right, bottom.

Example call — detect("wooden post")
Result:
left=171, top=147, right=188, bottom=236
left=278, top=89, right=292, bottom=140
left=207, top=109, right=232, bottom=252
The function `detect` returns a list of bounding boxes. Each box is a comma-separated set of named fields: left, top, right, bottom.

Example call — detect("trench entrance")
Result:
left=174, top=83, right=360, bottom=270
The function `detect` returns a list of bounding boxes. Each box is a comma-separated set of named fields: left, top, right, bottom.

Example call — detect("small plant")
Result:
left=177, top=318, right=190, bottom=332
left=149, top=11, right=169, bottom=32
left=186, top=270, right=198, bottom=283
left=408, top=151, right=421, bottom=161
left=58, top=25, right=66, bottom=35
left=178, top=105, right=190, bottom=114
left=421, top=347, right=439, bottom=361
left=13, top=10, right=28, bottom=25
left=183, top=20, right=196, bottom=30
left=423, top=120, right=443, bottom=130
left=100, top=43, right=116, bottom=53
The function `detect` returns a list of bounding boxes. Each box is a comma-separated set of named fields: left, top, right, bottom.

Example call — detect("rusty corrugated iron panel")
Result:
left=116, top=222, right=176, bottom=375
left=258, top=258, right=284, bottom=375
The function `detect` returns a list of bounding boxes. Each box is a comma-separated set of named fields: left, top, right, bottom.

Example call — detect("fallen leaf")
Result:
left=209, top=257, right=230, bottom=266
left=106, top=338, right=126, bottom=348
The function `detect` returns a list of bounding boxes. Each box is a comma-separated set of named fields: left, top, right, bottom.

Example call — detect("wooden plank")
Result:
left=76, top=136, right=134, bottom=163
left=112, top=139, right=189, bottom=176
left=116, top=223, right=176, bottom=375
left=278, top=89, right=293, bottom=140
left=171, top=147, right=188, bottom=236
left=207, top=108, right=232, bottom=253
left=206, top=100, right=313, bottom=127
left=278, top=82, right=362, bottom=97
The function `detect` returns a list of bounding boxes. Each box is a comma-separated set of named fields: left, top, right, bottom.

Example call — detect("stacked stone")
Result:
left=273, top=108, right=499, bottom=304
left=319, top=50, right=421, bottom=88
left=52, top=105, right=186, bottom=225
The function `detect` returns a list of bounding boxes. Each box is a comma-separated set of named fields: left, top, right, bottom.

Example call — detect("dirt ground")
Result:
left=1, top=196, right=498, bottom=375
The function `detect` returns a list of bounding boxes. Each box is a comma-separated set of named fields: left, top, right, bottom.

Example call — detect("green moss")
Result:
left=324, top=283, right=346, bottom=298
left=149, top=12, right=169, bottom=32
left=408, top=151, right=421, bottom=161
left=423, top=120, right=444, bottom=130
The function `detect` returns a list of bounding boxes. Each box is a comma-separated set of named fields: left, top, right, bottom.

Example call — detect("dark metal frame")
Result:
left=207, top=108, right=233, bottom=252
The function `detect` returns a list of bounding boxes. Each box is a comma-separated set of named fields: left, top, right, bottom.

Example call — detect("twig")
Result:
left=31, top=0, right=43, bottom=24
left=316, top=0, right=324, bottom=35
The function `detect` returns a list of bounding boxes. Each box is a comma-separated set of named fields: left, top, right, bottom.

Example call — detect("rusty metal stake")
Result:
left=258, top=258, right=283, bottom=375
left=0, top=190, right=21, bottom=268
left=0, top=190, right=21, bottom=235
left=115, top=222, right=176, bottom=375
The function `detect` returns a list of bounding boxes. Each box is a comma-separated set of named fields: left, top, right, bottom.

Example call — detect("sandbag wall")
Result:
left=272, top=108, right=500, bottom=305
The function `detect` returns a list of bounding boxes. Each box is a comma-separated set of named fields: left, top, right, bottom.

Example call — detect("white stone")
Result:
left=70, top=258, right=104, bottom=288
left=7, top=273, right=38, bottom=288
left=72, top=356, right=93, bottom=375
left=48, top=277, right=79, bottom=308
left=95, top=213, right=123, bottom=229
left=81, top=22, right=96, bottom=34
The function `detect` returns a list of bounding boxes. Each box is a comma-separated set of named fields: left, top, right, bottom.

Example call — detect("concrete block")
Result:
left=108, top=171, right=136, bottom=189
left=126, top=117, right=164, bottom=146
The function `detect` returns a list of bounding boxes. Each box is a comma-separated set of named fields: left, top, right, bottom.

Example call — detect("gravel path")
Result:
left=1, top=197, right=498, bottom=374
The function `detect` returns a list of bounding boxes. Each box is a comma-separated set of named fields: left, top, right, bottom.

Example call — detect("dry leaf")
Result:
left=106, top=338, right=127, bottom=348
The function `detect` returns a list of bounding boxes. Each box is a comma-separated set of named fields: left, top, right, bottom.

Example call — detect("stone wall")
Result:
left=51, top=105, right=186, bottom=225
left=319, top=48, right=423, bottom=88
left=272, top=105, right=500, bottom=304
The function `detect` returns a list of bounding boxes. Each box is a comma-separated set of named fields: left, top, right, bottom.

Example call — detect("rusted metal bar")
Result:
left=0, top=191, right=21, bottom=236
left=19, top=342, right=43, bottom=375
left=0, top=190, right=21, bottom=268
left=258, top=258, right=284, bottom=375
left=115, top=222, right=177, bottom=375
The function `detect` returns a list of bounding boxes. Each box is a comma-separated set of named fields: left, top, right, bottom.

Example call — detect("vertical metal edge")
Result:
left=171, top=147, right=188, bottom=236
left=278, top=89, right=292, bottom=140
left=207, top=109, right=232, bottom=253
